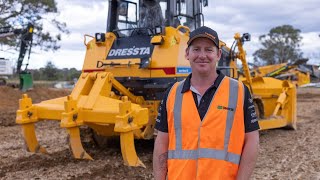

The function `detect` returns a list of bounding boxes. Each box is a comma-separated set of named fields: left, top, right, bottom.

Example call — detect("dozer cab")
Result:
left=16, top=0, right=297, bottom=167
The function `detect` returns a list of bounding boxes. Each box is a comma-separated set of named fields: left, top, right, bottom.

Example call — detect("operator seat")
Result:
left=139, top=0, right=164, bottom=29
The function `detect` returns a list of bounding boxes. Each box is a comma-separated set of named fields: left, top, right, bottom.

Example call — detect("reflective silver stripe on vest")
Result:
left=169, top=78, right=241, bottom=165
left=168, top=149, right=198, bottom=159
left=168, top=148, right=240, bottom=164
left=224, top=78, right=239, bottom=156
left=173, top=81, right=184, bottom=150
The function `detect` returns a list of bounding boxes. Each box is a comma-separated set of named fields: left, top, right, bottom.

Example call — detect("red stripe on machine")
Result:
left=149, top=67, right=176, bottom=75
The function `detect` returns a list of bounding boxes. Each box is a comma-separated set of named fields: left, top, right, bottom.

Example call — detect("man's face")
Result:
left=185, top=37, right=221, bottom=76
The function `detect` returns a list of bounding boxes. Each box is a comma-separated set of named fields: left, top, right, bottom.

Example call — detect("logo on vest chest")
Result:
left=217, top=105, right=234, bottom=111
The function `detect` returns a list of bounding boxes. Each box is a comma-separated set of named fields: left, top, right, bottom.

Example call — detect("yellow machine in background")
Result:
left=250, top=63, right=286, bottom=77
left=249, top=59, right=310, bottom=87
left=16, top=0, right=297, bottom=167
left=231, top=33, right=297, bottom=130
left=275, top=68, right=310, bottom=87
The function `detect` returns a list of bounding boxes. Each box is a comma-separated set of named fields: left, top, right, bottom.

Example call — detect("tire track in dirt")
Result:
left=0, top=150, right=75, bottom=177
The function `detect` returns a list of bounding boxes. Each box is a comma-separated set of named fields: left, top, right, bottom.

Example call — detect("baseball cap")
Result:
left=187, top=26, right=220, bottom=48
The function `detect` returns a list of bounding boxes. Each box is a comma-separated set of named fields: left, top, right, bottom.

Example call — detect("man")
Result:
left=153, top=26, right=259, bottom=180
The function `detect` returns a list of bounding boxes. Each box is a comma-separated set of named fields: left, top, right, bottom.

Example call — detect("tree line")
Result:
left=29, top=61, right=81, bottom=81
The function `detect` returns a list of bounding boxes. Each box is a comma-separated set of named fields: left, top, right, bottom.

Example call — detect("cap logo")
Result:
left=205, top=32, right=216, bottom=40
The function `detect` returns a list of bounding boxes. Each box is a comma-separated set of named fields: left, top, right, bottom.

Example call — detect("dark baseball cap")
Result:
left=187, top=26, right=219, bottom=48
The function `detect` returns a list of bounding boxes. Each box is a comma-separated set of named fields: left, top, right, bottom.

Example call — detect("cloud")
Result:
left=204, top=0, right=320, bottom=33
left=60, top=0, right=106, bottom=8
left=29, top=49, right=86, bottom=70
left=22, top=0, right=320, bottom=70
left=25, top=0, right=108, bottom=70
left=301, top=32, right=320, bottom=65
left=203, top=0, right=320, bottom=65
left=56, top=0, right=108, bottom=33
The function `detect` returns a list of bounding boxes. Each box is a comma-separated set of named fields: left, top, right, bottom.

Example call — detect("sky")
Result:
left=2, top=0, right=320, bottom=70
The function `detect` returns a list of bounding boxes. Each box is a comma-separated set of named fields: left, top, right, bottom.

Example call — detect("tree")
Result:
left=0, top=0, right=69, bottom=51
left=31, top=67, right=81, bottom=81
left=42, top=61, right=59, bottom=80
left=253, top=25, right=303, bottom=65
left=68, top=68, right=81, bottom=81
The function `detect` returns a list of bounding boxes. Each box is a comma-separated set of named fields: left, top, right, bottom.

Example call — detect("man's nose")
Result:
left=198, top=50, right=206, bottom=59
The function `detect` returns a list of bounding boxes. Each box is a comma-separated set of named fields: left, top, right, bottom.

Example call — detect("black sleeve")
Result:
left=243, top=85, right=260, bottom=133
left=154, top=86, right=172, bottom=133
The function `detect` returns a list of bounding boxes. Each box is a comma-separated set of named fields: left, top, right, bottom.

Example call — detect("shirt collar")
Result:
left=181, top=70, right=225, bottom=93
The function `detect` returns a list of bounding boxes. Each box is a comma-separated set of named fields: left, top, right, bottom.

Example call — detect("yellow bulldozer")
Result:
left=16, top=0, right=297, bottom=167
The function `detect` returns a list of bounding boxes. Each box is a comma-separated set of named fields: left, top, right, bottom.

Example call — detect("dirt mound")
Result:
left=0, top=86, right=70, bottom=126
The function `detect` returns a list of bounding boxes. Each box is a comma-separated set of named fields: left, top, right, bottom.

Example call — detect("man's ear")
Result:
left=217, top=48, right=222, bottom=61
left=185, top=47, right=189, bottom=60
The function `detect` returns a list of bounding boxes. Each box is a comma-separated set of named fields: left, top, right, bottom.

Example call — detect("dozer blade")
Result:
left=22, top=123, right=47, bottom=153
left=120, top=131, right=146, bottom=168
left=67, top=127, right=93, bottom=160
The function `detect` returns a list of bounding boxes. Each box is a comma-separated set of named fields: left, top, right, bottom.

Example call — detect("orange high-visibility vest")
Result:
left=166, top=76, right=245, bottom=180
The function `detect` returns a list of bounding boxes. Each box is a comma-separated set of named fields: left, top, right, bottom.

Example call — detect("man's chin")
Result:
left=195, top=68, right=211, bottom=75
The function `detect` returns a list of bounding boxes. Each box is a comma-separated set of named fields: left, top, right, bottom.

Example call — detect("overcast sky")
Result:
left=3, top=0, right=320, bottom=70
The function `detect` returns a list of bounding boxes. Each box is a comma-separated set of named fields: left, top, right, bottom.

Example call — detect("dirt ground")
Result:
left=0, top=86, right=319, bottom=179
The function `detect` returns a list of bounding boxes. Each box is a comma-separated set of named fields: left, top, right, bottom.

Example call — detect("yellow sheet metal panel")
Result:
left=82, top=33, right=116, bottom=71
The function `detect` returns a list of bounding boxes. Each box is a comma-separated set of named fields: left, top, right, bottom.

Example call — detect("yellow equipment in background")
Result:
left=275, top=68, right=310, bottom=87
left=251, top=63, right=286, bottom=77
left=249, top=59, right=310, bottom=87
left=16, top=0, right=297, bottom=167
left=230, top=33, right=297, bottom=130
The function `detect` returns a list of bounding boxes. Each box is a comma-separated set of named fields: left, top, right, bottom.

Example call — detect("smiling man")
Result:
left=153, top=26, right=260, bottom=180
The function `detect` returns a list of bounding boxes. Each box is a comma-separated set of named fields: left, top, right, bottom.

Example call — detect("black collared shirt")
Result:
left=155, top=71, right=260, bottom=133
